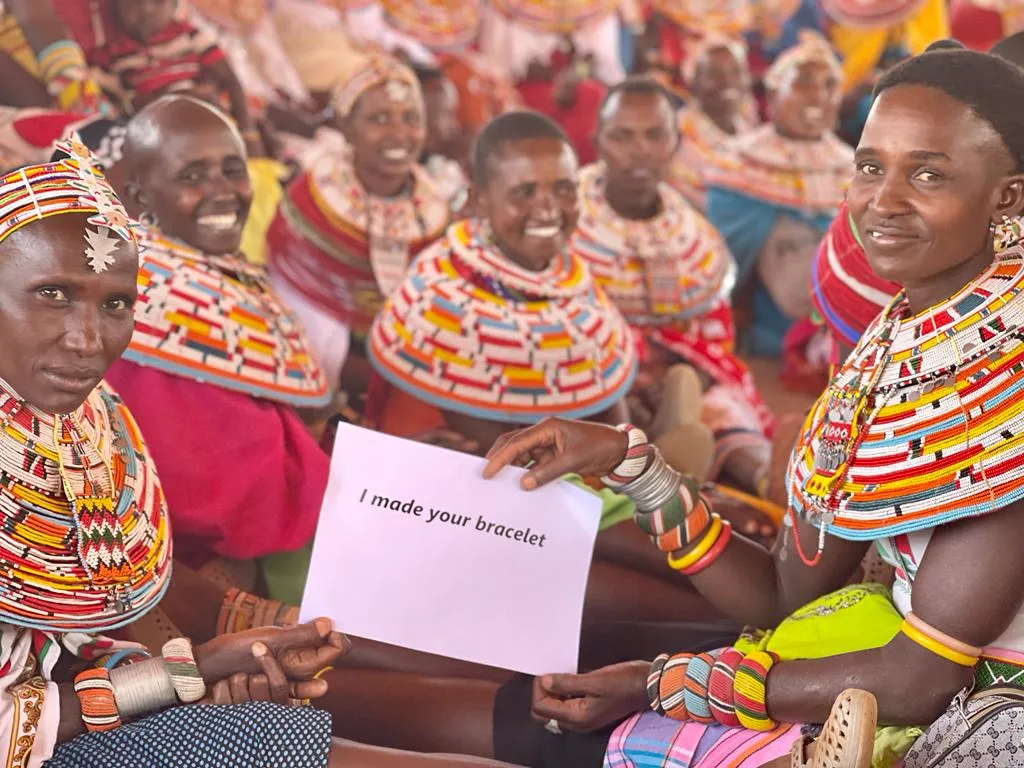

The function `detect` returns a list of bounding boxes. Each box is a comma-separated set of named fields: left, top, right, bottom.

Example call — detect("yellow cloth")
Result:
left=242, top=156, right=286, bottom=266
left=830, top=0, right=949, bottom=93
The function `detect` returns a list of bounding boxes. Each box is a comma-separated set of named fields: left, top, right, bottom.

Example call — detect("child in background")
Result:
left=89, top=0, right=262, bottom=154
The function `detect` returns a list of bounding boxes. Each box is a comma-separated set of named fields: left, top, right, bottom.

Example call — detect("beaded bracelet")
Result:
left=733, top=651, right=779, bottom=731
left=657, top=653, right=693, bottom=721
left=216, top=588, right=262, bottom=635
left=600, top=424, right=649, bottom=488
left=162, top=638, right=207, bottom=703
left=646, top=653, right=671, bottom=715
left=900, top=619, right=979, bottom=667
left=666, top=514, right=723, bottom=572
left=678, top=520, right=733, bottom=576
left=707, top=647, right=744, bottom=727
left=634, top=476, right=713, bottom=553
left=682, top=651, right=720, bottom=724
left=74, top=668, right=122, bottom=732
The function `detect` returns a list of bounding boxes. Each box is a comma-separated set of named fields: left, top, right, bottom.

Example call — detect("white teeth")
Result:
left=525, top=225, right=561, bottom=238
left=383, top=148, right=409, bottom=160
left=804, top=107, right=824, bottom=121
left=197, top=213, right=238, bottom=231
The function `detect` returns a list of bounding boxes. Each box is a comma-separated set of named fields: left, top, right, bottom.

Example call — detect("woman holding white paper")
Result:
left=481, top=42, right=1024, bottom=768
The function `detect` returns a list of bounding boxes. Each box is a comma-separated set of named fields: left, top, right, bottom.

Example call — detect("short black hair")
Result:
left=411, top=64, right=445, bottom=87
left=471, top=110, right=573, bottom=185
left=990, top=31, right=1024, bottom=69
left=597, top=76, right=675, bottom=130
left=874, top=41, right=1024, bottom=171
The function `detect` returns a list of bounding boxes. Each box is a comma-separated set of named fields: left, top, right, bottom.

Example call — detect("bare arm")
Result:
left=765, top=502, right=1024, bottom=725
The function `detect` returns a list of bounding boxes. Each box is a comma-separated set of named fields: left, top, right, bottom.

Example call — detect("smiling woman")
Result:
left=266, top=53, right=451, bottom=391
left=473, top=41, right=1024, bottom=768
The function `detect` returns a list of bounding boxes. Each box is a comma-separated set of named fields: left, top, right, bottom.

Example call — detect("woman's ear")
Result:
left=994, top=175, right=1024, bottom=222
left=123, top=179, right=146, bottom=219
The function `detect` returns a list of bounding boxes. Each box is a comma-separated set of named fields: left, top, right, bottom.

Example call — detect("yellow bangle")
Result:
left=667, top=515, right=722, bottom=571
left=905, top=612, right=984, bottom=658
left=900, top=620, right=979, bottom=667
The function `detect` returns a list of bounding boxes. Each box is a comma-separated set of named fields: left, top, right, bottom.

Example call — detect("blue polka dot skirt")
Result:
left=46, top=701, right=331, bottom=767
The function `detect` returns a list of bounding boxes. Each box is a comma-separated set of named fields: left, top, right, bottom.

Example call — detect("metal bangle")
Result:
left=619, top=447, right=682, bottom=513
left=109, top=658, right=178, bottom=719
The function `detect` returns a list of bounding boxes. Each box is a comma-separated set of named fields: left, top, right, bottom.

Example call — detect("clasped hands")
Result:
left=193, top=617, right=350, bottom=706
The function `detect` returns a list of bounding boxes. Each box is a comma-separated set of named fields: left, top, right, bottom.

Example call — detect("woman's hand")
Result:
left=201, top=642, right=331, bottom=705
left=531, top=661, right=649, bottom=733
left=195, top=618, right=350, bottom=684
left=482, top=418, right=630, bottom=490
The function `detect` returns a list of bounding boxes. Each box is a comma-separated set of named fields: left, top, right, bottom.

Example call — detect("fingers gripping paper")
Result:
left=300, top=423, right=602, bottom=675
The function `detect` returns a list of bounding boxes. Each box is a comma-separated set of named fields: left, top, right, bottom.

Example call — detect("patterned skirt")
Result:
left=604, top=713, right=801, bottom=768
left=46, top=701, right=332, bottom=767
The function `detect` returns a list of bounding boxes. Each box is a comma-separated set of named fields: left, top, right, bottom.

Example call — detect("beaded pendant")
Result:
left=73, top=494, right=132, bottom=586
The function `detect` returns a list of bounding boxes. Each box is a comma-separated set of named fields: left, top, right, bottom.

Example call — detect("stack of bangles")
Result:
left=900, top=612, right=983, bottom=668
left=601, top=424, right=732, bottom=573
left=647, top=647, right=780, bottom=730
left=73, top=638, right=206, bottom=733
left=217, top=587, right=298, bottom=635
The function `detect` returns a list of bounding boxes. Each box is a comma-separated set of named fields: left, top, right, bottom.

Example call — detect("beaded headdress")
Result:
left=764, top=30, right=843, bottom=91
left=331, top=55, right=421, bottom=118
left=681, top=33, right=748, bottom=85
left=380, top=0, right=482, bottom=50
left=0, top=133, right=135, bottom=272
left=487, top=0, right=620, bottom=33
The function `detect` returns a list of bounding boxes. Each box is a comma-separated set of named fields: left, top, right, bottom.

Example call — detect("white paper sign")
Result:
left=299, top=422, right=602, bottom=675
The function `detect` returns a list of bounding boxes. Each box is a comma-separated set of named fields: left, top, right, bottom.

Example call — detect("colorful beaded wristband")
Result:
left=646, top=653, right=671, bottom=715
left=707, top=647, right=744, bottom=727
left=900, top=619, right=979, bottom=667
left=162, top=638, right=207, bottom=703
left=74, top=668, right=122, bottom=732
left=658, top=653, right=693, bottom=721
left=635, top=476, right=714, bottom=553
left=601, top=424, right=649, bottom=488
left=682, top=651, right=720, bottom=724
left=666, top=514, right=723, bottom=571
left=217, top=588, right=262, bottom=636
left=733, top=651, right=779, bottom=732
left=679, top=520, right=733, bottom=576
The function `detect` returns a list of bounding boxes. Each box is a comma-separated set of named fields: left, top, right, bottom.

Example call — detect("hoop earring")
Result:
left=138, top=210, right=159, bottom=229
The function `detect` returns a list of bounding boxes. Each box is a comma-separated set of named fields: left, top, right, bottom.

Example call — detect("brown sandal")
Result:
left=791, top=689, right=877, bottom=768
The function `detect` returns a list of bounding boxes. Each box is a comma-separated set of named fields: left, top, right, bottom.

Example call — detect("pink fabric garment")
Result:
left=105, top=360, right=327, bottom=566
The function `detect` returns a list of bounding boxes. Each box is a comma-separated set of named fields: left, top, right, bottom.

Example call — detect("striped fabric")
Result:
left=89, top=20, right=225, bottom=100
left=791, top=251, right=1024, bottom=539
left=367, top=218, right=638, bottom=422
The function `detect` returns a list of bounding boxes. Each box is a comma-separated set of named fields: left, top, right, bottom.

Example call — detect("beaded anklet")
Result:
left=900, top=614, right=981, bottom=667
left=74, top=668, right=122, bottom=732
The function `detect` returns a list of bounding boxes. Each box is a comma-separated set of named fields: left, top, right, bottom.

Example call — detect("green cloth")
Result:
left=564, top=474, right=636, bottom=530
left=730, top=584, right=917, bottom=768
left=260, top=542, right=313, bottom=606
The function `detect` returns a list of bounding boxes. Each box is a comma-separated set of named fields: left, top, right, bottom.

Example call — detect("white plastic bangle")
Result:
left=601, top=424, right=650, bottom=488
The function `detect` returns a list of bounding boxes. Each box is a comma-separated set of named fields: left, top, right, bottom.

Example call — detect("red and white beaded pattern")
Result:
left=601, top=424, right=649, bottom=488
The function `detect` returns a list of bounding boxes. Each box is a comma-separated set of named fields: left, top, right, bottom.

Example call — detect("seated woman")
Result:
left=412, top=64, right=469, bottom=211
left=0, top=140, right=512, bottom=768
left=483, top=42, right=1024, bottom=768
left=574, top=76, right=774, bottom=505
left=266, top=53, right=450, bottom=392
left=706, top=30, right=851, bottom=359
left=668, top=34, right=757, bottom=211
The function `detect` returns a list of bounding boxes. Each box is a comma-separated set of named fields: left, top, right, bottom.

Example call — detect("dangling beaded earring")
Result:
left=994, top=214, right=1023, bottom=254
left=138, top=210, right=159, bottom=230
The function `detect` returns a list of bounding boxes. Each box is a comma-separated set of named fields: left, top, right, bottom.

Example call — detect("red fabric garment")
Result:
left=950, top=0, right=1005, bottom=51
left=516, top=77, right=604, bottom=165
left=104, top=360, right=327, bottom=566
left=50, top=0, right=109, bottom=57
left=641, top=302, right=775, bottom=437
